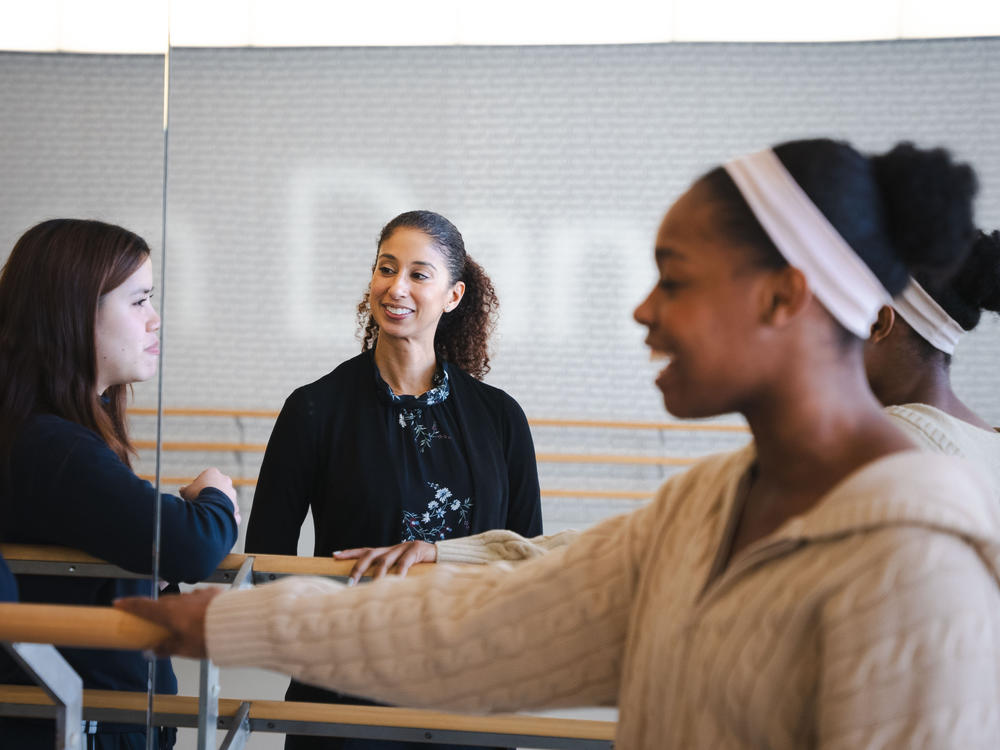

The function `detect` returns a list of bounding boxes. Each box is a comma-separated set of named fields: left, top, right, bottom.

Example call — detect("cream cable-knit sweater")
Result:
left=886, top=403, right=1000, bottom=492
left=208, top=448, right=1000, bottom=749
left=435, top=404, right=1000, bottom=565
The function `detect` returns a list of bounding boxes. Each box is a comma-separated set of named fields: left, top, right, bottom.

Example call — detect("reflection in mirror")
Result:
left=159, top=36, right=999, bottom=748
left=0, top=45, right=171, bottom=748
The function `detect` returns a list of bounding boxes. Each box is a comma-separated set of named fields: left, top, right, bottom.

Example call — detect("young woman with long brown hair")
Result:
left=0, top=218, right=240, bottom=750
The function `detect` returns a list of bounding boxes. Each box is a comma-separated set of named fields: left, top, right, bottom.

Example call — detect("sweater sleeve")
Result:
left=498, top=393, right=542, bottom=537
left=207, top=502, right=656, bottom=713
left=817, top=528, right=1000, bottom=749
left=11, top=418, right=237, bottom=583
left=435, top=529, right=580, bottom=564
left=245, top=391, right=316, bottom=555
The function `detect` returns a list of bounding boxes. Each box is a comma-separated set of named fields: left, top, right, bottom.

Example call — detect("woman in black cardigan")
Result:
left=245, top=210, right=542, bottom=750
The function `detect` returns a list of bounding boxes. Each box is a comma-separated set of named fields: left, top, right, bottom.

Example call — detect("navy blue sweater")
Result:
left=0, top=414, right=238, bottom=695
left=0, top=551, right=16, bottom=602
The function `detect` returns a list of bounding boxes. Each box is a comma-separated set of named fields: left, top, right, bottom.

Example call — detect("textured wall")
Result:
left=0, top=52, right=164, bottom=256
left=2, top=39, right=999, bottom=538
left=151, top=40, right=1000, bottom=538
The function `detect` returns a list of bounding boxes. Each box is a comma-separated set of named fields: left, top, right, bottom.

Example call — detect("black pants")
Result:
left=283, top=680, right=509, bottom=750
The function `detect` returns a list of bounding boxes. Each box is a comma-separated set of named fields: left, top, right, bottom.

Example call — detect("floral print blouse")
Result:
left=374, top=363, right=476, bottom=543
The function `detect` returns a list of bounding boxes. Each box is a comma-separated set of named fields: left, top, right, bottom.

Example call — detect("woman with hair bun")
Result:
left=0, top=218, right=240, bottom=749
left=125, top=141, right=1000, bottom=749
left=865, top=228, right=1000, bottom=489
left=245, top=210, right=541, bottom=750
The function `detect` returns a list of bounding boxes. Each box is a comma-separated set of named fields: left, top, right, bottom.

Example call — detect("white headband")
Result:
left=724, top=149, right=891, bottom=339
left=894, top=278, right=964, bottom=355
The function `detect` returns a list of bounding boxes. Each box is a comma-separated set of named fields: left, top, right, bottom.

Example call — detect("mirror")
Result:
left=159, top=36, right=1000, bottom=749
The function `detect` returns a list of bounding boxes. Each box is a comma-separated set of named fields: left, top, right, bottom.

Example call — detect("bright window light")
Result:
left=902, top=0, right=1000, bottom=38
left=674, top=0, right=899, bottom=42
left=0, top=0, right=61, bottom=51
left=170, top=0, right=251, bottom=47
left=1, top=0, right=999, bottom=52
left=456, top=0, right=672, bottom=45
left=59, top=0, right=167, bottom=53
left=249, top=0, right=459, bottom=47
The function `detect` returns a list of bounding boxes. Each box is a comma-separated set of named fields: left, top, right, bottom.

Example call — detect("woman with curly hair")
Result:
left=245, top=209, right=541, bottom=750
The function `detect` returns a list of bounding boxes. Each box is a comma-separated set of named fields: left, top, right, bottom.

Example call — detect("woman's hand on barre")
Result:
left=114, top=587, right=221, bottom=658
left=180, top=468, right=240, bottom=524
left=334, top=540, right=438, bottom=585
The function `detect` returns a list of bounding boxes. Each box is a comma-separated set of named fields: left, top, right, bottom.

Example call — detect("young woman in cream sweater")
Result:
left=120, top=139, right=1000, bottom=749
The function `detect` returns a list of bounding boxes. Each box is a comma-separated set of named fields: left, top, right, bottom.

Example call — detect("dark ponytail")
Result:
left=869, top=142, right=978, bottom=285
left=432, top=255, right=498, bottom=378
left=916, top=229, right=1000, bottom=332
left=357, top=210, right=499, bottom=379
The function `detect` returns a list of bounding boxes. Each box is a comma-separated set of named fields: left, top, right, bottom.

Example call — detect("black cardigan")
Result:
left=246, top=351, right=542, bottom=556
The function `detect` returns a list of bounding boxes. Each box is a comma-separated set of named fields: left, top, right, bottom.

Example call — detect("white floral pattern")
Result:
left=401, top=482, right=473, bottom=541
left=398, top=409, right=449, bottom=452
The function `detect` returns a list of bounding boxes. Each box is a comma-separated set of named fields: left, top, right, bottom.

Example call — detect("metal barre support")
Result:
left=231, top=556, right=255, bottom=591
left=197, top=659, right=219, bottom=750
left=3, top=643, right=82, bottom=750
left=199, top=555, right=254, bottom=749
left=0, top=686, right=616, bottom=748
left=218, top=701, right=250, bottom=750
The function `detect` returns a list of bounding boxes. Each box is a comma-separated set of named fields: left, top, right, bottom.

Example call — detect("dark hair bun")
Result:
left=870, top=142, right=978, bottom=277
left=954, top=229, right=1000, bottom=321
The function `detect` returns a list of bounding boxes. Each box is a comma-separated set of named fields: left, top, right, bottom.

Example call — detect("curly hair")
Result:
left=357, top=210, right=499, bottom=379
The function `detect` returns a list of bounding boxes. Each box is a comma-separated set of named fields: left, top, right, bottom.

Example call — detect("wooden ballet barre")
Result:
left=127, top=406, right=747, bottom=433
left=0, top=604, right=169, bottom=650
left=0, top=545, right=437, bottom=584
left=134, top=476, right=660, bottom=499
left=0, top=686, right=616, bottom=748
left=131, top=439, right=704, bottom=469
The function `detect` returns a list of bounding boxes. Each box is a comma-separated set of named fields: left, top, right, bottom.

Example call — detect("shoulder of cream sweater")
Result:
left=800, top=450, right=1000, bottom=552
left=885, top=403, right=965, bottom=455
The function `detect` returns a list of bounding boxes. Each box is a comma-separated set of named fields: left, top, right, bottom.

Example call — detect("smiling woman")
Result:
left=0, top=219, right=240, bottom=750
left=244, top=209, right=542, bottom=750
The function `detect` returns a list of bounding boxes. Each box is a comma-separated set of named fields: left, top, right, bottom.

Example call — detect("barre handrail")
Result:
left=131, top=440, right=703, bottom=467
left=0, top=604, right=169, bottom=650
left=128, top=406, right=747, bottom=433
left=0, top=559, right=618, bottom=747
left=125, top=408, right=748, bottom=502
left=131, top=476, right=660, bottom=499
left=0, top=544, right=436, bottom=583
left=0, top=686, right=616, bottom=745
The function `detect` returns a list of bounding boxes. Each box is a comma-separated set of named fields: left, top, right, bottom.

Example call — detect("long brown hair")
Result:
left=0, top=219, right=151, bottom=472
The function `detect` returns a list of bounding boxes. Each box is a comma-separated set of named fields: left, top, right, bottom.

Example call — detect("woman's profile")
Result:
left=0, top=218, right=240, bottom=749
left=123, top=140, right=1000, bottom=749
